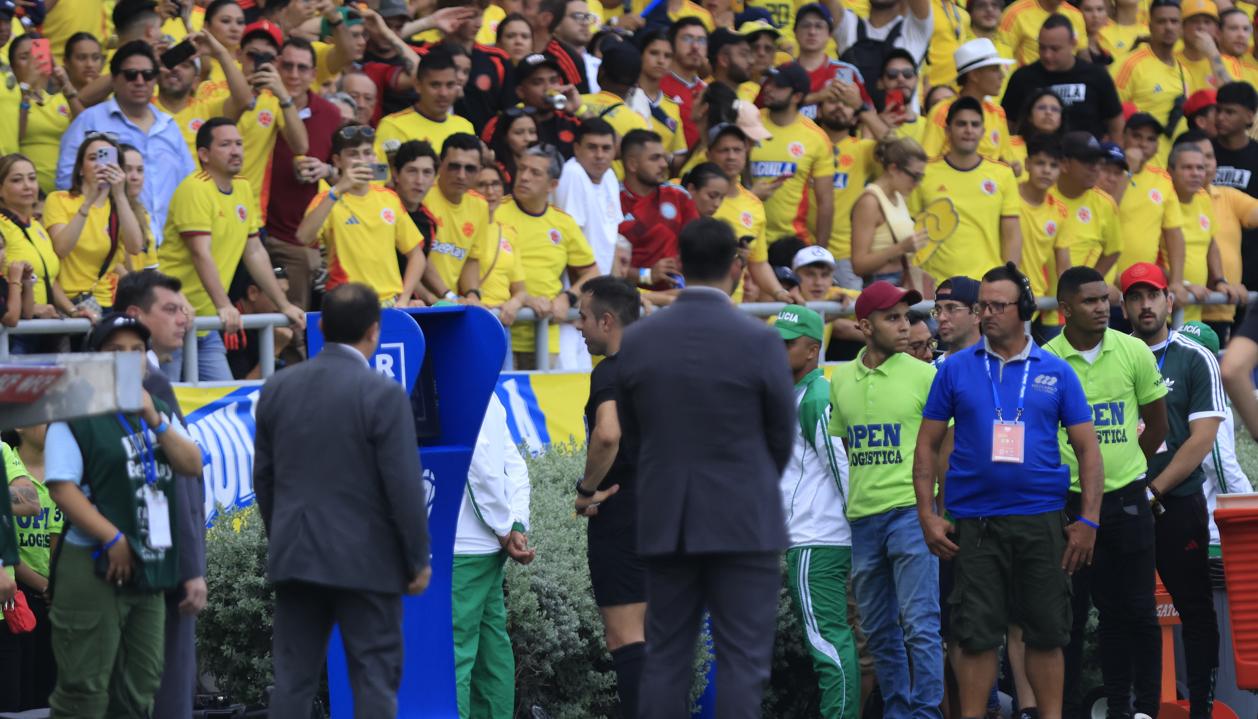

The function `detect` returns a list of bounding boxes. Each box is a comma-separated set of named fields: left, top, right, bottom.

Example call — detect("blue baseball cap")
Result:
left=936, top=276, right=980, bottom=306
left=1099, top=141, right=1127, bottom=169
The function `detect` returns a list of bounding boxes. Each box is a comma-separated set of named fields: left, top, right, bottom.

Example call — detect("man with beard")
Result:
left=660, top=18, right=709, bottom=148
left=619, top=129, right=698, bottom=290
left=159, top=118, right=303, bottom=381
left=436, top=0, right=515, bottom=130
left=1045, top=267, right=1168, bottom=719
left=1113, top=0, right=1192, bottom=166
left=708, top=28, right=753, bottom=95
left=479, top=53, right=584, bottom=159
left=153, top=31, right=251, bottom=157
left=751, top=62, right=836, bottom=246
left=816, top=92, right=883, bottom=288
left=1218, top=8, right=1258, bottom=86
left=1209, top=82, right=1258, bottom=299
left=1120, top=261, right=1225, bottom=719
left=1113, top=113, right=1188, bottom=300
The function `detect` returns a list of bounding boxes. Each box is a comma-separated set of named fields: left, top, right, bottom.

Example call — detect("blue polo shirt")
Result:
left=923, top=336, right=1093, bottom=518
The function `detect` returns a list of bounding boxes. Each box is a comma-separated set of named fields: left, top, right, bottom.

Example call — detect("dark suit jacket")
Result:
left=616, top=287, right=795, bottom=556
left=254, top=343, right=429, bottom=594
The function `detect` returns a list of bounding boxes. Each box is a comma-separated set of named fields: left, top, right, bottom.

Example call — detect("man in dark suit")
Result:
left=254, top=283, right=431, bottom=719
left=615, top=217, right=796, bottom=717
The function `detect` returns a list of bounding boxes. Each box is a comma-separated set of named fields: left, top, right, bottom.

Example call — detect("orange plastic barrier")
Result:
left=1216, top=503, right=1258, bottom=691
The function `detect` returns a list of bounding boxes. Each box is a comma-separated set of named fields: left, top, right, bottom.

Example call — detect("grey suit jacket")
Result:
left=254, top=344, right=429, bottom=594
left=616, top=287, right=795, bottom=556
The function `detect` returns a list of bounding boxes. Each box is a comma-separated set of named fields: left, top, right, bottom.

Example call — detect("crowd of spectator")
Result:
left=0, top=0, right=1257, bottom=715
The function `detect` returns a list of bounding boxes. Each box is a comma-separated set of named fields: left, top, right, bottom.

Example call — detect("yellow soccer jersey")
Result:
left=911, top=158, right=1020, bottom=283
left=41, top=0, right=107, bottom=69
left=1235, top=54, right=1258, bottom=89
left=999, top=0, right=1088, bottom=65
left=476, top=3, right=506, bottom=46
left=1019, top=188, right=1069, bottom=305
left=0, top=215, right=59, bottom=305
left=1116, top=164, right=1182, bottom=274
left=715, top=185, right=768, bottom=303
left=496, top=198, right=596, bottom=353
left=646, top=92, right=689, bottom=158
left=1056, top=187, right=1122, bottom=269
left=925, top=0, right=973, bottom=88
left=1113, top=48, right=1191, bottom=165
left=747, top=0, right=795, bottom=28
left=1204, top=185, right=1258, bottom=322
left=817, top=136, right=877, bottom=262
left=194, top=57, right=237, bottom=103
left=479, top=222, right=526, bottom=307
left=423, top=187, right=491, bottom=292
left=0, top=79, right=19, bottom=156
left=921, top=97, right=1016, bottom=167
left=159, top=95, right=226, bottom=160
left=308, top=186, right=420, bottom=303
left=1098, top=22, right=1148, bottom=67
left=43, top=192, right=124, bottom=308
left=374, top=108, right=476, bottom=165
left=159, top=172, right=259, bottom=318
left=750, top=112, right=836, bottom=243
left=1180, top=188, right=1213, bottom=321
left=22, top=93, right=71, bottom=193
left=239, top=92, right=288, bottom=220
left=579, top=91, right=652, bottom=140
left=1175, top=50, right=1244, bottom=92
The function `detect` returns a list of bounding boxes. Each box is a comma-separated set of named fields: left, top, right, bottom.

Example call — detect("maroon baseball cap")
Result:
left=1119, top=262, right=1168, bottom=294
left=855, top=281, right=922, bottom=321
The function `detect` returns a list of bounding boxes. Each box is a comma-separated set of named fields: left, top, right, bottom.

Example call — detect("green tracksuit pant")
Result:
left=787, top=545, right=860, bottom=719
left=452, top=552, right=514, bottom=719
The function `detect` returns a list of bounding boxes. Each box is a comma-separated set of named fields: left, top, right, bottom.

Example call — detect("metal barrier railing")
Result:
left=0, top=291, right=1250, bottom=380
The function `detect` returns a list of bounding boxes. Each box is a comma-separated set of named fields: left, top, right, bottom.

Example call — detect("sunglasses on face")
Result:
left=883, top=68, right=916, bottom=80
left=120, top=68, right=158, bottom=82
left=336, top=125, right=376, bottom=141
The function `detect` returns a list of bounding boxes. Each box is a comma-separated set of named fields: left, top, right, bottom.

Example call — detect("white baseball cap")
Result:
left=792, top=246, right=835, bottom=271
left=953, top=38, right=1014, bottom=78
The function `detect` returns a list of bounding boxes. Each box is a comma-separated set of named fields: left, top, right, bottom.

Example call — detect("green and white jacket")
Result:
left=780, top=368, right=851, bottom=548
left=456, top=394, right=531, bottom=555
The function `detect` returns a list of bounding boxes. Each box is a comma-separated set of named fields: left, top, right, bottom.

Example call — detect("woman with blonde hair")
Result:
left=850, top=136, right=929, bottom=286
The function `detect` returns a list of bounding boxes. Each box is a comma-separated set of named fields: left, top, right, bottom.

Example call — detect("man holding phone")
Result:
left=155, top=31, right=255, bottom=157
left=237, top=20, right=309, bottom=220
left=295, top=122, right=428, bottom=307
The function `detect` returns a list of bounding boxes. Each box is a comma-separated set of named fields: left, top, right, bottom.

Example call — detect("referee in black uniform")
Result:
left=574, top=276, right=645, bottom=718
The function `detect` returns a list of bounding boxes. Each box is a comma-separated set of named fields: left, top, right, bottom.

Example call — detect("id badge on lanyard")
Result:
left=116, top=414, right=172, bottom=550
left=985, top=357, right=1030, bottom=464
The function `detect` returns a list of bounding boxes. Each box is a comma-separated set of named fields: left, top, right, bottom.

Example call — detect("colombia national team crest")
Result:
left=235, top=204, right=248, bottom=222
left=461, top=221, right=475, bottom=237
left=1200, top=214, right=1211, bottom=231
left=1149, top=188, right=1163, bottom=204
left=740, top=211, right=754, bottom=228
left=1077, top=206, right=1092, bottom=223
left=257, top=110, right=274, bottom=127
left=380, top=207, right=396, bottom=224
left=980, top=179, right=996, bottom=195
left=1045, top=220, right=1058, bottom=236
left=548, top=228, right=562, bottom=245
left=788, top=142, right=805, bottom=158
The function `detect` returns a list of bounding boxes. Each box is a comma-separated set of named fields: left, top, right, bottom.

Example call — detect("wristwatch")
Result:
left=562, top=289, right=578, bottom=306
left=574, top=478, right=596, bottom=498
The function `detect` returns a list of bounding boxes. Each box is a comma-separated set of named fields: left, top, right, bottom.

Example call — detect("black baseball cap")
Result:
left=1125, top=111, right=1166, bottom=135
left=0, top=0, right=16, bottom=18
left=88, top=313, right=151, bottom=352
left=707, top=28, right=748, bottom=67
left=601, top=43, right=642, bottom=86
left=516, top=53, right=565, bottom=82
left=766, top=62, right=810, bottom=96
left=1061, top=131, right=1106, bottom=161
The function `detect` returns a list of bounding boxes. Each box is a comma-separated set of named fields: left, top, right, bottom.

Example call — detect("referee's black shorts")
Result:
left=587, top=523, right=646, bottom=607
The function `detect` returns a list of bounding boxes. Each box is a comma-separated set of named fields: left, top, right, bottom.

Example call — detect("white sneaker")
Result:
left=1134, top=714, right=1154, bottom=719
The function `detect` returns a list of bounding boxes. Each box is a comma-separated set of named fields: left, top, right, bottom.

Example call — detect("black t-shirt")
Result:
left=1237, top=298, right=1258, bottom=342
left=584, top=354, right=636, bottom=533
left=1001, top=59, right=1123, bottom=140
left=1214, top=139, right=1258, bottom=288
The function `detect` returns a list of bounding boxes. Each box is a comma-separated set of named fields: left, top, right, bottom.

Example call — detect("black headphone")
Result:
left=1006, top=261, right=1036, bottom=321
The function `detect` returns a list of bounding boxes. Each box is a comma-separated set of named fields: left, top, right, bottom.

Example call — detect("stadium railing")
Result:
left=0, top=293, right=1250, bottom=382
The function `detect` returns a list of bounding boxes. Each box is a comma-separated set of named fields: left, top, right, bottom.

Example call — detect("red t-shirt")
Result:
left=619, top=183, right=698, bottom=282
left=660, top=72, right=706, bottom=149
left=265, top=92, right=343, bottom=245
left=362, top=61, right=403, bottom=127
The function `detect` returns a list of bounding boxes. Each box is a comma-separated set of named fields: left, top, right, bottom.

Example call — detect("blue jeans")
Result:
left=161, top=331, right=233, bottom=382
left=850, top=506, right=944, bottom=719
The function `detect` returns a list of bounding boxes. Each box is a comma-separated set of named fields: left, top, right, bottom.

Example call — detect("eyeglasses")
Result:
left=444, top=161, right=479, bottom=175
left=336, top=125, right=376, bottom=141
left=908, top=338, right=938, bottom=354
left=677, top=35, right=708, bottom=46
left=898, top=166, right=925, bottom=182
left=883, top=68, right=916, bottom=80
left=567, top=11, right=598, bottom=24
left=929, top=302, right=973, bottom=318
left=120, top=68, right=158, bottom=82
left=280, top=60, right=314, bottom=73
left=977, top=300, right=1013, bottom=315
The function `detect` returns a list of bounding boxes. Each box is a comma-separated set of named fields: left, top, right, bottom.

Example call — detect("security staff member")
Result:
left=1044, top=267, right=1169, bottom=719
left=1120, top=262, right=1225, bottom=719
left=914, top=263, right=1103, bottom=719
left=829, top=281, right=943, bottom=719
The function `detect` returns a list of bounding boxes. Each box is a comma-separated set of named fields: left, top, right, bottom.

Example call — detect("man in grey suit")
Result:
left=254, top=283, right=432, bottom=719
left=615, top=217, right=796, bottom=717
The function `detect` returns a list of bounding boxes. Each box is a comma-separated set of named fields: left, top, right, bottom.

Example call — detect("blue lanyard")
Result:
left=1156, top=331, right=1175, bottom=373
left=983, top=353, right=1030, bottom=422
left=115, top=413, right=157, bottom=487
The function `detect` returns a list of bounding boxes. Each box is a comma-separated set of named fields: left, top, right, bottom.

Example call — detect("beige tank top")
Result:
left=862, top=184, right=916, bottom=254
